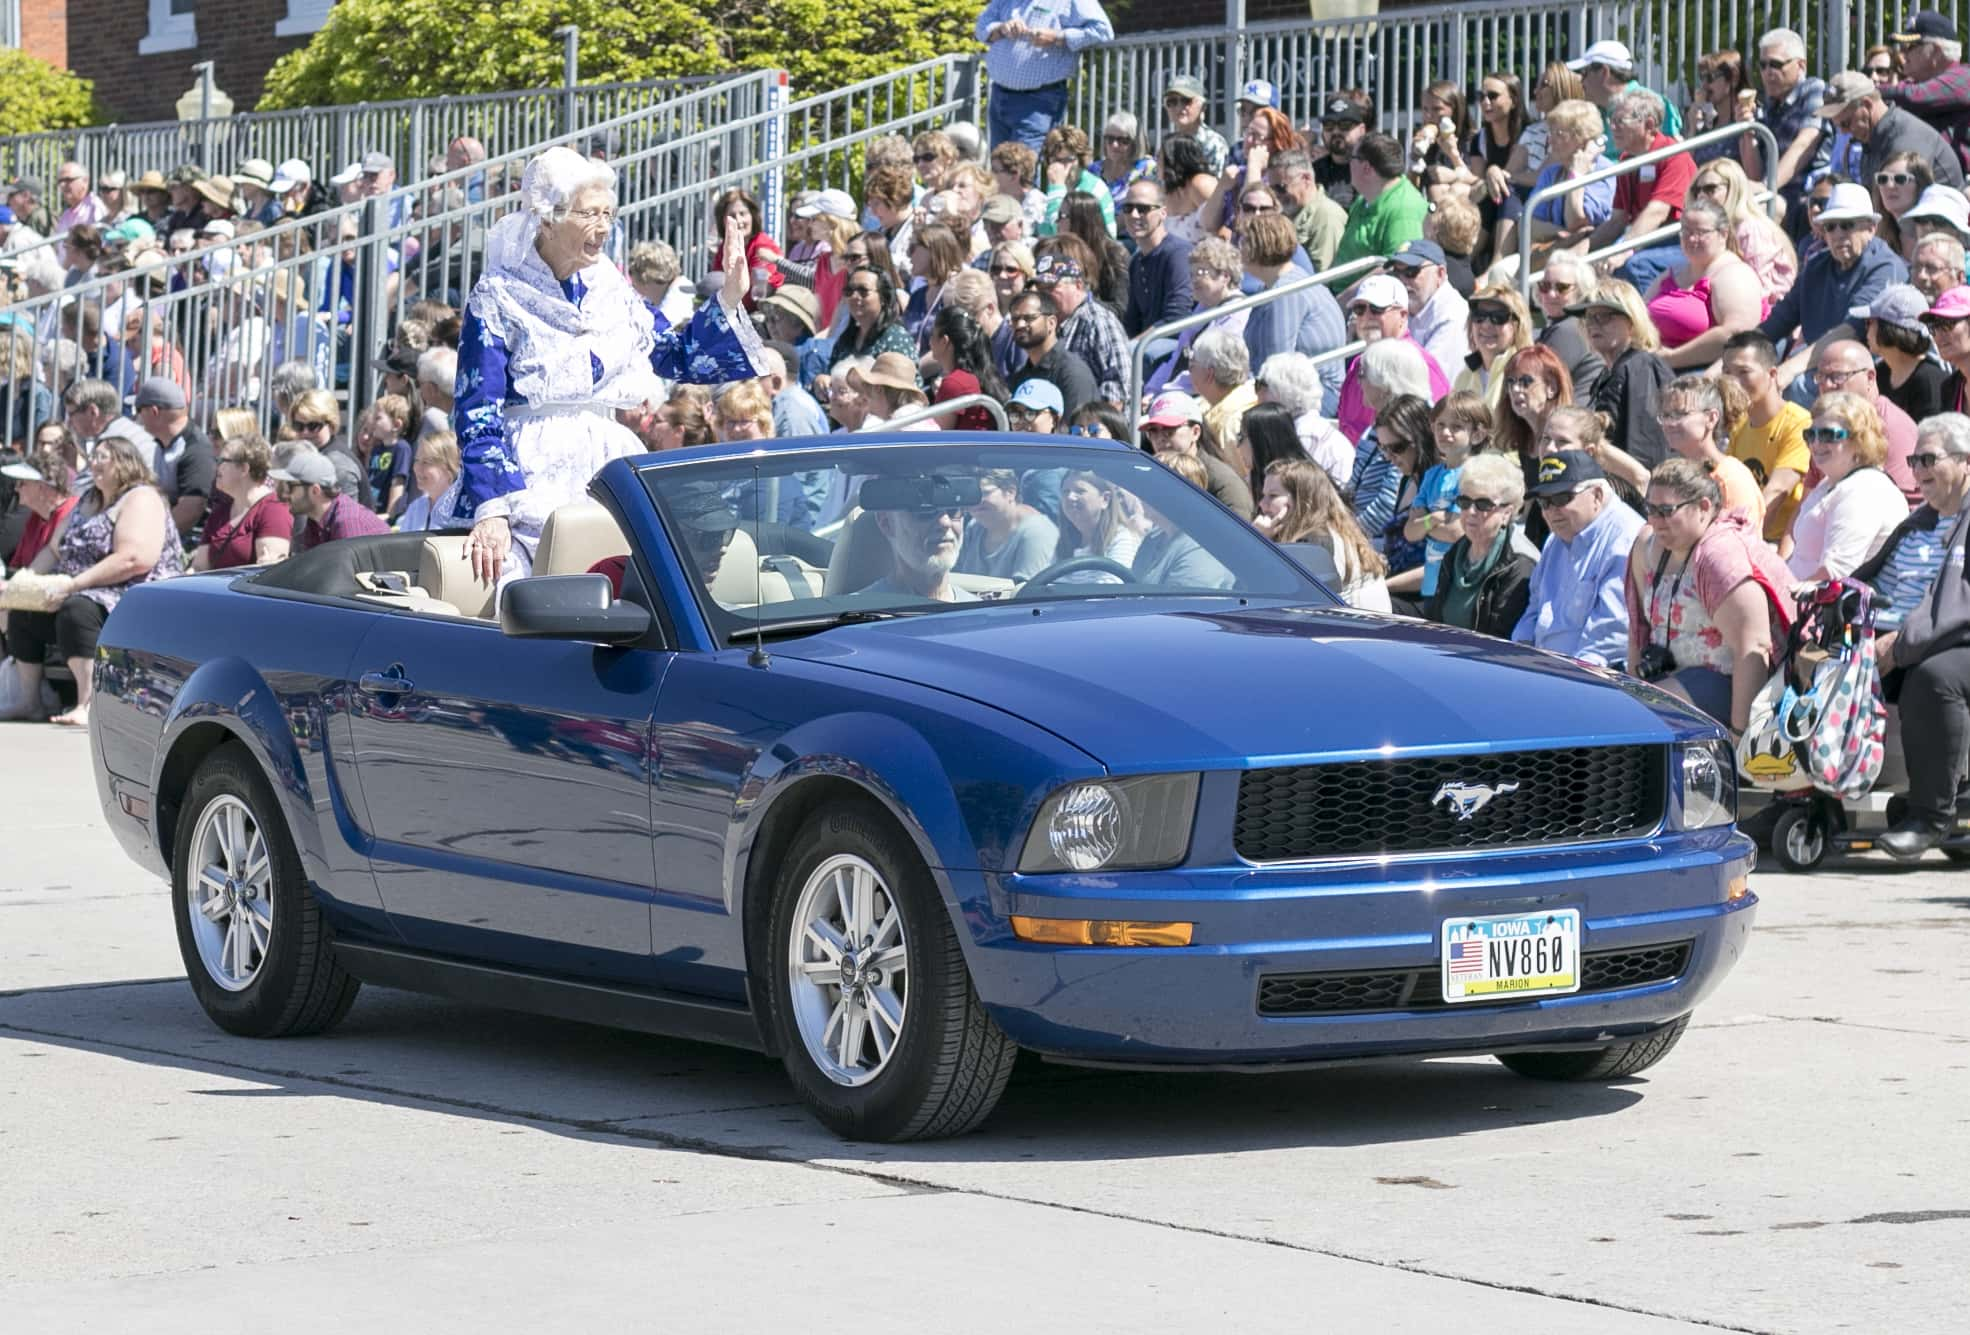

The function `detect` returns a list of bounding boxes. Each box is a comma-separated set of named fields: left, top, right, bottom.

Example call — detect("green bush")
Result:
left=0, top=49, right=101, bottom=136
left=259, top=0, right=982, bottom=109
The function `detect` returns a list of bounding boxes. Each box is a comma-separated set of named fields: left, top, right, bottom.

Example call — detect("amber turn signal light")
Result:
left=1727, top=876, right=1751, bottom=901
left=1009, top=916, right=1194, bottom=947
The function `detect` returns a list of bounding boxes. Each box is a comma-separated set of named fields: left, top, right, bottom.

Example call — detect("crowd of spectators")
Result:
left=8, top=3, right=1970, bottom=851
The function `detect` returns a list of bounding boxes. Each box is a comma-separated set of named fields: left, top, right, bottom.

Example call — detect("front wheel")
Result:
left=171, top=743, right=360, bottom=1037
left=1771, top=804, right=1829, bottom=873
left=1495, top=1014, right=1690, bottom=1081
left=765, top=799, right=1017, bottom=1141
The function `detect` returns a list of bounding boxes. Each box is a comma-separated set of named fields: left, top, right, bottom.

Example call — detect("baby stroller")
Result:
left=1742, top=579, right=1970, bottom=870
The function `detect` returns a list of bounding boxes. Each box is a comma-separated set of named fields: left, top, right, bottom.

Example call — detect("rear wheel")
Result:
left=764, top=799, right=1017, bottom=1141
left=171, top=743, right=359, bottom=1037
left=1496, top=1014, right=1690, bottom=1081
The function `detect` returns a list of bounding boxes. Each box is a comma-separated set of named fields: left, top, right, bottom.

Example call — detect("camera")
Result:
left=1635, top=643, right=1677, bottom=683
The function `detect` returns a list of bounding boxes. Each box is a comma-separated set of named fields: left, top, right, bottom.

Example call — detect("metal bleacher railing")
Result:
left=0, top=69, right=756, bottom=193
left=0, top=57, right=973, bottom=450
left=1082, top=2, right=1963, bottom=148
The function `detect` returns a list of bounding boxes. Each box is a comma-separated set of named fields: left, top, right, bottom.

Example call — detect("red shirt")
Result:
left=203, top=491, right=294, bottom=569
left=933, top=369, right=997, bottom=431
left=15, top=495, right=77, bottom=569
left=1612, top=134, right=1695, bottom=222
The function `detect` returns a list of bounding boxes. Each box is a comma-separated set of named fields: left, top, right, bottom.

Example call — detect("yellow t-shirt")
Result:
left=1729, top=402, right=1810, bottom=543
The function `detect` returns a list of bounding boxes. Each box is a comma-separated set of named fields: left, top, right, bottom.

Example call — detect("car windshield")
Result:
left=637, top=440, right=1330, bottom=641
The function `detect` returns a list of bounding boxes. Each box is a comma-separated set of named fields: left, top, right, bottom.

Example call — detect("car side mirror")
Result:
left=500, top=574, right=651, bottom=645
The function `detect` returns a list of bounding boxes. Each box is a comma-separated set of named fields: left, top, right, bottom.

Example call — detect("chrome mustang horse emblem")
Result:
left=1432, top=781, right=1520, bottom=820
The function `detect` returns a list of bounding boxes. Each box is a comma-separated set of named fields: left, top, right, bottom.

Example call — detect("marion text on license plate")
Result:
left=1439, top=909, right=1581, bottom=1002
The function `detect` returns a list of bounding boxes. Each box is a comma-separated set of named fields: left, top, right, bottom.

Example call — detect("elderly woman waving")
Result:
left=445, top=147, right=765, bottom=583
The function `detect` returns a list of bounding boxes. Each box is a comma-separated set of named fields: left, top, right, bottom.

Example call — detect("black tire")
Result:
left=1771, top=804, right=1828, bottom=873
left=1495, top=1014, right=1691, bottom=1081
left=1942, top=847, right=1970, bottom=864
left=171, top=742, right=360, bottom=1037
left=763, top=799, right=1018, bottom=1141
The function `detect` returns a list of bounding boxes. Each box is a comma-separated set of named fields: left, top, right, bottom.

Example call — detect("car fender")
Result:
left=153, top=656, right=324, bottom=877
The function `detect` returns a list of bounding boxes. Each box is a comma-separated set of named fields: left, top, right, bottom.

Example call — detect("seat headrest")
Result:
left=536, top=500, right=630, bottom=578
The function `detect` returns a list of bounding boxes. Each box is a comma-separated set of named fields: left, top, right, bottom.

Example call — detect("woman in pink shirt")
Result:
left=1646, top=198, right=1764, bottom=370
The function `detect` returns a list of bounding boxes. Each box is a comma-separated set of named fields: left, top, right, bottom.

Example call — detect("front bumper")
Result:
left=955, top=831, right=1756, bottom=1064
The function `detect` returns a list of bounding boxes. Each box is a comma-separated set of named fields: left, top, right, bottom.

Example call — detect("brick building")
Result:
left=30, top=0, right=333, bottom=124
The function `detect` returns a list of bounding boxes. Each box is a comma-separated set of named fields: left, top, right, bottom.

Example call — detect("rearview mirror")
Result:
left=500, top=574, right=651, bottom=645
left=858, top=473, right=983, bottom=513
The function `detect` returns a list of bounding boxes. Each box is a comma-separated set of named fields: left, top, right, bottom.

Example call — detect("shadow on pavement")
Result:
left=0, top=975, right=1646, bottom=1168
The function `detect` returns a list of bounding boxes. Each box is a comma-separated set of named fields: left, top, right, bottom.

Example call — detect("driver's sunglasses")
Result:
left=1453, top=494, right=1505, bottom=514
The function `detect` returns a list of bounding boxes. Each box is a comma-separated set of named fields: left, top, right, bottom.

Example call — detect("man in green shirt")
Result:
left=1268, top=147, right=1347, bottom=272
left=1331, top=134, right=1426, bottom=284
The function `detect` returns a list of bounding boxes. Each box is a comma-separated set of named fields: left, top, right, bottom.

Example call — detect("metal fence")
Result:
left=1073, top=2, right=1969, bottom=146
left=0, top=58, right=976, bottom=453
left=0, top=69, right=748, bottom=194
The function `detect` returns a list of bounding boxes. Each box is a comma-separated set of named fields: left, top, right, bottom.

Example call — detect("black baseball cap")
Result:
left=1894, top=10, right=1956, bottom=41
left=1321, top=96, right=1369, bottom=126
left=1530, top=450, right=1606, bottom=497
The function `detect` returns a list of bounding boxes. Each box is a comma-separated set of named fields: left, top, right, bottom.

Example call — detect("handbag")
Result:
left=1786, top=583, right=1888, bottom=800
left=0, top=571, right=69, bottom=612
left=1736, top=665, right=1806, bottom=789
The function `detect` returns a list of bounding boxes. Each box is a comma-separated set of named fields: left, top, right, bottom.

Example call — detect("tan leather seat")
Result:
left=416, top=536, right=497, bottom=619
left=823, top=509, right=892, bottom=595
left=536, top=501, right=630, bottom=577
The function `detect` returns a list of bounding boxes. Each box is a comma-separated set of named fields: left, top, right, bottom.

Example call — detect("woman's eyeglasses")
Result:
left=1381, top=437, right=1414, bottom=455
left=1867, top=64, right=1895, bottom=78
left=1910, top=451, right=1945, bottom=469
left=293, top=419, right=331, bottom=431
left=1066, top=423, right=1109, bottom=437
left=1469, top=308, right=1516, bottom=326
left=1479, top=88, right=1506, bottom=102
left=1644, top=497, right=1702, bottom=519
left=1453, top=494, right=1505, bottom=514
left=845, top=284, right=879, bottom=296
left=1537, top=279, right=1575, bottom=294
left=1103, top=134, right=1134, bottom=146
left=990, top=264, right=1026, bottom=277
left=1807, top=195, right=1832, bottom=211
left=1875, top=171, right=1917, bottom=187
left=1693, top=180, right=1725, bottom=196
left=1505, top=374, right=1542, bottom=390
left=1803, top=425, right=1852, bottom=445
left=912, top=153, right=940, bottom=165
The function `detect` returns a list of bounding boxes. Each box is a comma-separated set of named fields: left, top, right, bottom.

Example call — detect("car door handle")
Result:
left=358, top=669, right=415, bottom=696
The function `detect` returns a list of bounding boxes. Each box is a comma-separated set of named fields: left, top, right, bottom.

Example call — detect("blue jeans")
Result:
left=989, top=82, right=1068, bottom=155
left=1614, top=242, right=1683, bottom=296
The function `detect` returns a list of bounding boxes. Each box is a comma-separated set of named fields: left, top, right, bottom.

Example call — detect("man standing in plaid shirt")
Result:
left=1884, top=11, right=1970, bottom=175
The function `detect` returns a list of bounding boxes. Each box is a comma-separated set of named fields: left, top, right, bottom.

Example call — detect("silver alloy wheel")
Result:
left=1783, top=813, right=1825, bottom=868
left=787, top=852, right=909, bottom=1087
left=186, top=794, right=274, bottom=992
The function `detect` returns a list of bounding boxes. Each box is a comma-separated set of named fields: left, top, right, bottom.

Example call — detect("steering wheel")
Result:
left=1012, top=556, right=1139, bottom=597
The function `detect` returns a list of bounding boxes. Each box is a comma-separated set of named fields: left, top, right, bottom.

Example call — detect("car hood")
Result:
left=771, top=601, right=1713, bottom=772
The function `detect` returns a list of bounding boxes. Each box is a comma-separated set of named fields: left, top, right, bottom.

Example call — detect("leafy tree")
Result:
left=259, top=0, right=982, bottom=109
left=0, top=50, right=100, bottom=136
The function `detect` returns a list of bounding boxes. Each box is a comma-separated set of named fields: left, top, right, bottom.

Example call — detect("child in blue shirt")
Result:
left=1410, top=391, right=1491, bottom=597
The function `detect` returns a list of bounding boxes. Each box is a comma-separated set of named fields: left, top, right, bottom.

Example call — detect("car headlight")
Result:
left=1018, top=774, right=1200, bottom=873
left=1676, top=740, right=1737, bottom=831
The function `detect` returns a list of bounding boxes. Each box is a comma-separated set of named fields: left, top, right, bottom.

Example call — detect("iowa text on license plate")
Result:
left=1440, top=909, right=1581, bottom=1002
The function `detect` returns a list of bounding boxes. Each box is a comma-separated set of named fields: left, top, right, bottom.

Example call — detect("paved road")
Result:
left=3, top=726, right=1964, bottom=1333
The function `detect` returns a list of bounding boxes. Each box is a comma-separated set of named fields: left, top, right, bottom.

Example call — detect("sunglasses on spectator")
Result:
left=218, top=453, right=249, bottom=466
left=1239, top=200, right=1279, bottom=214
left=1103, top=134, right=1134, bottom=145
left=1537, top=279, right=1575, bottom=294
left=1910, top=451, right=1946, bottom=468
left=1823, top=219, right=1868, bottom=233
left=1480, top=88, right=1507, bottom=101
left=1163, top=94, right=1195, bottom=107
left=293, top=418, right=332, bottom=431
left=1759, top=58, right=1794, bottom=71
left=1693, top=180, right=1725, bottom=196
left=1348, top=302, right=1393, bottom=317
left=1875, top=171, right=1917, bottom=187
left=1453, top=494, right=1506, bottom=514
left=1469, top=307, right=1515, bottom=325
left=845, top=284, right=879, bottom=296
left=1807, top=195, right=1832, bottom=210
left=913, top=153, right=940, bottom=164
left=1867, top=63, right=1895, bottom=77
left=1803, top=425, right=1852, bottom=445
left=1535, top=488, right=1580, bottom=509
left=1382, top=437, right=1414, bottom=455
left=1066, top=423, right=1109, bottom=437
left=1644, top=497, right=1702, bottom=519
left=1505, top=374, right=1543, bottom=390
left=990, top=263, right=1026, bottom=276
left=1119, top=202, right=1161, bottom=215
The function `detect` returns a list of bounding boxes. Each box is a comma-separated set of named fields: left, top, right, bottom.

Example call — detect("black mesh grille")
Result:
left=1256, top=941, right=1693, bottom=1016
left=1233, top=745, right=1667, bottom=862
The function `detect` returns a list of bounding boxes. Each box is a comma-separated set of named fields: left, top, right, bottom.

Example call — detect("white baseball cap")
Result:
left=269, top=158, right=312, bottom=193
left=1350, top=273, right=1409, bottom=310
left=1566, top=40, right=1634, bottom=73
left=328, top=161, right=362, bottom=188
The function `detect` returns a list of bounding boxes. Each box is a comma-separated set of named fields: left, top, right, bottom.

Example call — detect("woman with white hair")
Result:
left=445, top=146, right=766, bottom=583
left=1349, top=339, right=1434, bottom=540
left=1255, top=352, right=1352, bottom=490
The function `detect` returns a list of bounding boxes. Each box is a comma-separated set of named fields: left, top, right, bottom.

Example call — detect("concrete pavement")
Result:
left=3, top=725, right=1965, bottom=1332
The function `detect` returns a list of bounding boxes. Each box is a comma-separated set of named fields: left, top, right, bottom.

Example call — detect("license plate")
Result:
left=1440, top=909, right=1581, bottom=1003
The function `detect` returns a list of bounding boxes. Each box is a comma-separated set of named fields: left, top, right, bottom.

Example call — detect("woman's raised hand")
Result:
left=720, top=214, right=751, bottom=310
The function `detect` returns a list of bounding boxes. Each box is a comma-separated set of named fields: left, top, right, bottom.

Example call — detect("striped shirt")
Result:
left=1873, top=512, right=1956, bottom=630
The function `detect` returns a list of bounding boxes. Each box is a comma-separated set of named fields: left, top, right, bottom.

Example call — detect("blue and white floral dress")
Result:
left=440, top=213, right=764, bottom=576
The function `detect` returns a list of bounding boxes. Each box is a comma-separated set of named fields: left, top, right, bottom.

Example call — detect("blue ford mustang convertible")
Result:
left=89, top=433, right=1756, bottom=1140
